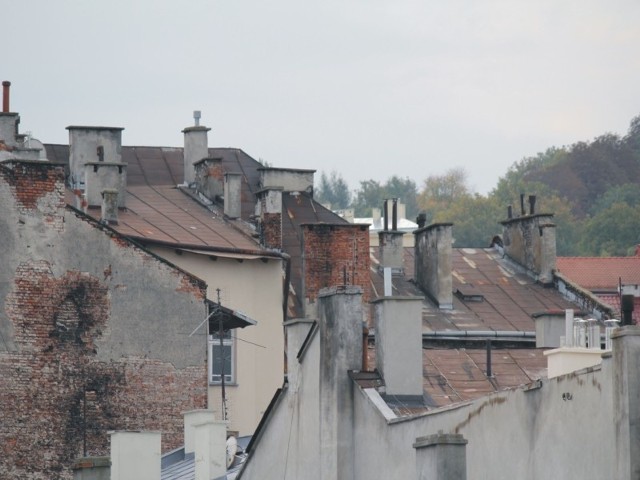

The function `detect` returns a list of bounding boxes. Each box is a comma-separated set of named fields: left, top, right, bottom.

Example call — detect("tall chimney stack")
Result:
left=2, top=81, right=10, bottom=113
left=413, top=223, right=453, bottom=309
left=182, top=112, right=211, bottom=186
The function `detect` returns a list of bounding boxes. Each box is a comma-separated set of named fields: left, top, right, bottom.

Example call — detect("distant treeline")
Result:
left=315, top=115, right=640, bottom=256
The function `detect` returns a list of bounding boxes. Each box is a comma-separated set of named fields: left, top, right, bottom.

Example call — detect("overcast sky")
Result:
left=5, top=1, right=640, bottom=194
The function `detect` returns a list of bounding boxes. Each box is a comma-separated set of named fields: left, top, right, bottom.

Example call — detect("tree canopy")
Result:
left=313, top=113, right=640, bottom=256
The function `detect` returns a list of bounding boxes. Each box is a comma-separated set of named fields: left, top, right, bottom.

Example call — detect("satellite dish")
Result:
left=226, top=435, right=238, bottom=469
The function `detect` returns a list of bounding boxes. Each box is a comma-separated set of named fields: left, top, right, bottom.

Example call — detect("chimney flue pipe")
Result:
left=529, top=195, right=536, bottom=215
left=2, top=81, right=10, bottom=113
left=383, top=200, right=389, bottom=231
left=392, top=198, right=398, bottom=231
left=520, top=193, right=525, bottom=216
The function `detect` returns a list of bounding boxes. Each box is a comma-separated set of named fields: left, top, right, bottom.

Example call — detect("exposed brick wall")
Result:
left=0, top=160, right=208, bottom=480
left=0, top=161, right=65, bottom=231
left=302, top=224, right=370, bottom=312
left=262, top=212, right=282, bottom=249
left=0, top=261, right=206, bottom=480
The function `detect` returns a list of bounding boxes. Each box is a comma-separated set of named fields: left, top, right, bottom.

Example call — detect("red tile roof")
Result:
left=556, top=257, right=640, bottom=291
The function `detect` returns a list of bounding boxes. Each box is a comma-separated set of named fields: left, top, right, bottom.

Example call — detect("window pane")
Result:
left=211, top=343, right=233, bottom=383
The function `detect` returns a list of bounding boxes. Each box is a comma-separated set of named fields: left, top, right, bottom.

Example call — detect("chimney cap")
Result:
left=2, top=81, right=10, bottom=87
left=66, top=125, right=125, bottom=132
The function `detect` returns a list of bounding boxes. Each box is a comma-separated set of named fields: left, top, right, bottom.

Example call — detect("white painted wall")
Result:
left=238, top=294, right=622, bottom=480
left=152, top=247, right=285, bottom=436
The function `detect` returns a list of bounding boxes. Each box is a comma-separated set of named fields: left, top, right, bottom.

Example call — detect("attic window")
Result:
left=455, top=286, right=484, bottom=303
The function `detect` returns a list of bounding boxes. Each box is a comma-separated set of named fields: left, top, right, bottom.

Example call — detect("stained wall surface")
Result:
left=0, top=161, right=208, bottom=480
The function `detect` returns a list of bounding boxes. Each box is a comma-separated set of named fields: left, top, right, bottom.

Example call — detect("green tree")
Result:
left=581, top=203, right=640, bottom=256
left=432, top=194, right=503, bottom=247
left=591, top=183, right=640, bottom=215
left=351, top=176, right=418, bottom=218
left=315, top=171, right=351, bottom=209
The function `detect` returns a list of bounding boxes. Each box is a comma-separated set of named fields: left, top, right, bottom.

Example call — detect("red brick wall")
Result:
left=262, top=212, right=282, bottom=249
left=0, top=261, right=206, bottom=480
left=0, top=161, right=65, bottom=230
left=302, top=224, right=370, bottom=307
left=0, top=161, right=208, bottom=480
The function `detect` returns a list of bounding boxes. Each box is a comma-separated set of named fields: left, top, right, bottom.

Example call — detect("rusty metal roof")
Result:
left=362, top=344, right=547, bottom=414
left=45, top=144, right=269, bottom=253
left=370, top=247, right=575, bottom=333
left=363, top=245, right=582, bottom=412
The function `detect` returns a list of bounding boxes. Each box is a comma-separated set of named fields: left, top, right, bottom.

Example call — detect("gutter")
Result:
left=129, top=236, right=288, bottom=260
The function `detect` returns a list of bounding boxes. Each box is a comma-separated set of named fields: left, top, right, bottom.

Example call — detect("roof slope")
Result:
left=46, top=144, right=265, bottom=252
left=366, top=245, right=580, bottom=410
left=557, top=256, right=640, bottom=290
left=371, top=247, right=575, bottom=333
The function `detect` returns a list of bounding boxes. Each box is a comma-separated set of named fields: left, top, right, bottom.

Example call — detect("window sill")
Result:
left=209, top=382, right=239, bottom=387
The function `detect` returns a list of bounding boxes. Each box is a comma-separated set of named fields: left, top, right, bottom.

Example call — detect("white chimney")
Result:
left=182, top=113, right=210, bottom=186
left=109, top=431, right=160, bottom=480
left=101, top=189, right=119, bottom=225
left=194, top=420, right=228, bottom=480
left=259, top=167, right=315, bottom=194
left=224, top=172, right=242, bottom=219
left=183, top=410, right=216, bottom=454
left=67, top=126, right=124, bottom=192
left=373, top=296, right=424, bottom=397
left=413, top=432, right=468, bottom=480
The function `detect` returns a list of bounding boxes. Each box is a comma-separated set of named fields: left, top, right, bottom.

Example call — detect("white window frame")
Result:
left=208, top=331, right=235, bottom=385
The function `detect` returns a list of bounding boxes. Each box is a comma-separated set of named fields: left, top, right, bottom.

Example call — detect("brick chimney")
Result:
left=255, top=187, right=283, bottom=250
left=500, top=203, right=556, bottom=285
left=224, top=172, right=242, bottom=219
left=182, top=111, right=210, bottom=186
left=67, top=126, right=126, bottom=209
left=301, top=223, right=370, bottom=318
left=194, top=157, right=224, bottom=201
left=414, top=223, right=453, bottom=309
left=373, top=296, right=424, bottom=398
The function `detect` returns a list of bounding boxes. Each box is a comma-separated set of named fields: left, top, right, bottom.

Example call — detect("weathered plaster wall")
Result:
left=237, top=290, right=620, bottom=480
left=0, top=161, right=207, bottom=480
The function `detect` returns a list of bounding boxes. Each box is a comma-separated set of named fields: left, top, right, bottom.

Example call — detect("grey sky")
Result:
left=5, top=1, right=640, bottom=194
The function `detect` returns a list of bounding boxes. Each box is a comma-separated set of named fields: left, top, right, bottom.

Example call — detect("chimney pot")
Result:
left=2, top=81, right=10, bottom=113
left=520, top=193, right=526, bottom=216
left=383, top=200, right=389, bottom=231
left=101, top=189, right=119, bottom=225
left=392, top=198, right=398, bottom=231
left=529, top=195, right=536, bottom=215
